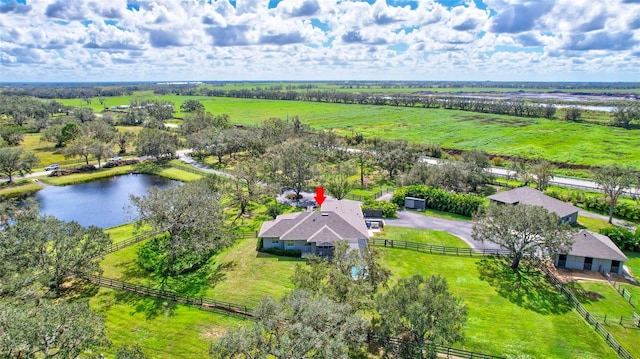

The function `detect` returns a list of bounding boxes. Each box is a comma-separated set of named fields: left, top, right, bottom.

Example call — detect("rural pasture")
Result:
left=59, top=93, right=640, bottom=169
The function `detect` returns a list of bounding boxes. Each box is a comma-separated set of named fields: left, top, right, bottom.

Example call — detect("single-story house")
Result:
left=258, top=199, right=369, bottom=257
left=488, top=186, right=580, bottom=224
left=554, top=230, right=629, bottom=274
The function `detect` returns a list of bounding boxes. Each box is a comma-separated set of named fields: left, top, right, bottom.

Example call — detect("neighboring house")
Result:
left=258, top=199, right=370, bottom=257
left=488, top=186, right=579, bottom=224
left=555, top=230, right=629, bottom=274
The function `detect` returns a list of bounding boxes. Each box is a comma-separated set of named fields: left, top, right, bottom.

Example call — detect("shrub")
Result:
left=545, top=189, right=640, bottom=221
left=362, top=198, right=398, bottom=218
left=266, top=201, right=286, bottom=219
left=137, top=233, right=214, bottom=276
left=599, top=227, right=640, bottom=252
left=392, top=185, right=483, bottom=217
left=260, top=247, right=301, bottom=258
left=491, top=156, right=506, bottom=167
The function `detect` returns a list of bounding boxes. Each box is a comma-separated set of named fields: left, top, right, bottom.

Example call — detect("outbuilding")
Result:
left=488, top=186, right=579, bottom=224
left=554, top=230, right=629, bottom=274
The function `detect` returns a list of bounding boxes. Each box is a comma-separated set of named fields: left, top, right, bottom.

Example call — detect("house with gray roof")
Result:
left=555, top=230, right=628, bottom=274
left=258, top=199, right=369, bottom=257
left=488, top=186, right=579, bottom=224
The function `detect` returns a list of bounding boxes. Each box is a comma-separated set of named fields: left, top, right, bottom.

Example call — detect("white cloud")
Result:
left=0, top=0, right=638, bottom=81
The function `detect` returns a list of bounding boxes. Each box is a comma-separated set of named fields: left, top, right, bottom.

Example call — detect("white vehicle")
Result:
left=45, top=164, right=60, bottom=171
left=108, top=157, right=122, bottom=162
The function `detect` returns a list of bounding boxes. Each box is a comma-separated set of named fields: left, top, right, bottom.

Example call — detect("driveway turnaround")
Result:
left=383, top=211, right=503, bottom=251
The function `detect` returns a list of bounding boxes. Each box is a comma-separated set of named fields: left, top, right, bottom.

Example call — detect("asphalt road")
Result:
left=421, top=156, right=638, bottom=196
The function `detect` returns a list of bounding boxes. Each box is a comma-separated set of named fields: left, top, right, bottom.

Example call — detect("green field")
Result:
left=59, top=94, right=640, bottom=168
left=96, top=226, right=626, bottom=358
left=379, top=250, right=618, bottom=358
left=89, top=287, right=245, bottom=358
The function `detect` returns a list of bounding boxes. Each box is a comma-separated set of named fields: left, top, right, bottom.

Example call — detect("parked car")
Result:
left=45, top=164, right=60, bottom=171
left=108, top=156, right=122, bottom=162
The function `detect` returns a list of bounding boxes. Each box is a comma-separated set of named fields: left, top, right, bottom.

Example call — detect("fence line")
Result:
left=80, top=273, right=252, bottom=319
left=104, top=230, right=164, bottom=254
left=370, top=240, right=635, bottom=358
left=80, top=273, right=505, bottom=358
left=367, top=334, right=505, bottom=359
left=369, top=238, right=513, bottom=257
left=530, top=258, right=636, bottom=359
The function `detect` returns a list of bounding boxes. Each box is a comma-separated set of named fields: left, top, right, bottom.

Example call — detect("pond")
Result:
left=35, top=174, right=181, bottom=228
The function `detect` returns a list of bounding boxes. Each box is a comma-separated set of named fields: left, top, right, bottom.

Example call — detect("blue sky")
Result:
left=1, top=0, right=639, bottom=82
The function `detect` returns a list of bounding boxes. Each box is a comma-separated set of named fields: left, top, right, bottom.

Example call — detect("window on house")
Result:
left=305, top=242, right=312, bottom=246
left=271, top=239, right=279, bottom=244
left=286, top=240, right=295, bottom=246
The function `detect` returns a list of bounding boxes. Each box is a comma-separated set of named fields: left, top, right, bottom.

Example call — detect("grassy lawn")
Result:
left=89, top=287, right=245, bottom=358
left=378, top=249, right=618, bottom=358
left=569, top=280, right=640, bottom=358
left=375, top=226, right=470, bottom=248
left=572, top=281, right=636, bottom=318
left=624, top=251, right=640, bottom=277
left=619, top=251, right=640, bottom=308
left=98, top=226, right=628, bottom=358
left=103, top=222, right=152, bottom=244
left=0, top=180, right=43, bottom=198
left=575, top=215, right=614, bottom=233
left=38, top=165, right=137, bottom=185
left=100, top=237, right=302, bottom=308
left=409, top=208, right=473, bottom=222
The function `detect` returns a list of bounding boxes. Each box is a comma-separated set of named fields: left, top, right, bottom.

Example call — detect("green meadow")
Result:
left=59, top=94, right=640, bottom=168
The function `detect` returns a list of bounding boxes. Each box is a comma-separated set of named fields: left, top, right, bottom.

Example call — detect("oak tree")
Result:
left=472, top=203, right=574, bottom=269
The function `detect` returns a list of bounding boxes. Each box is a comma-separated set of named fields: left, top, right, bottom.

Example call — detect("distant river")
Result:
left=35, top=174, right=181, bottom=228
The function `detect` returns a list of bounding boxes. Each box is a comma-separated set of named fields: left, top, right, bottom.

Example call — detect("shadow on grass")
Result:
left=112, top=289, right=177, bottom=320
left=563, top=281, right=605, bottom=304
left=476, top=257, right=573, bottom=315
left=163, top=260, right=235, bottom=297
left=61, top=279, right=101, bottom=300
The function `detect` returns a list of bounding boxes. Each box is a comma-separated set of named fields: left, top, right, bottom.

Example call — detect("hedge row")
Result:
left=362, top=199, right=398, bottom=218
left=260, top=247, right=302, bottom=258
left=599, top=227, right=640, bottom=252
left=545, top=189, right=640, bottom=221
left=391, top=185, right=484, bottom=217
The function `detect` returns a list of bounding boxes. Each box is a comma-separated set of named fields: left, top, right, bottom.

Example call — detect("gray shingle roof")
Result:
left=258, top=200, right=369, bottom=243
left=488, top=187, right=579, bottom=218
left=566, top=230, right=628, bottom=262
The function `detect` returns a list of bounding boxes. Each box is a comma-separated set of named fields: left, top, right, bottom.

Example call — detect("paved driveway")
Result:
left=383, top=211, right=502, bottom=251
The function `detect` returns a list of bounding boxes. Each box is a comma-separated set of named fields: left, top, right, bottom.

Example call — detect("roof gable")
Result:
left=488, top=187, right=579, bottom=218
left=566, top=230, right=629, bottom=262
